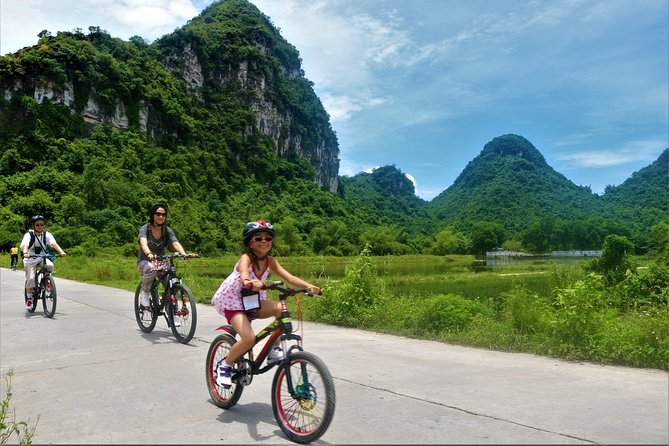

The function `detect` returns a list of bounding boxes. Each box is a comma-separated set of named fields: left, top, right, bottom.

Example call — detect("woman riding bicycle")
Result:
left=211, top=220, right=320, bottom=388
left=136, top=202, right=189, bottom=308
left=21, top=214, right=67, bottom=309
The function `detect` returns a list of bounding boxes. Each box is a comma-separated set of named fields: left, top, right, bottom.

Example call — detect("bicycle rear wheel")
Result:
left=168, top=283, right=197, bottom=344
left=134, top=282, right=157, bottom=333
left=42, top=276, right=57, bottom=318
left=271, top=351, right=336, bottom=444
left=205, top=333, right=243, bottom=409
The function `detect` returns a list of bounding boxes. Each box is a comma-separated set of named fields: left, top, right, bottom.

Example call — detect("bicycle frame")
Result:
left=29, top=254, right=59, bottom=295
left=206, top=281, right=335, bottom=443
left=134, top=253, right=199, bottom=344
left=214, top=282, right=307, bottom=391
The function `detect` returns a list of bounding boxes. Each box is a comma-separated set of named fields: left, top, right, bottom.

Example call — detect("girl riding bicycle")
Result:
left=211, top=220, right=320, bottom=388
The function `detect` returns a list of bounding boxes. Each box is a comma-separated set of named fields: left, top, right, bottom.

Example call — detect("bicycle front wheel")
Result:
left=205, top=333, right=243, bottom=409
left=134, top=282, right=156, bottom=333
left=168, top=283, right=197, bottom=344
left=271, top=351, right=336, bottom=444
left=42, top=276, right=57, bottom=318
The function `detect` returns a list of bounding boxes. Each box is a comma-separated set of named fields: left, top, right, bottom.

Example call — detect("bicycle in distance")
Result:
left=25, top=252, right=65, bottom=318
left=205, top=281, right=336, bottom=444
left=134, top=253, right=200, bottom=344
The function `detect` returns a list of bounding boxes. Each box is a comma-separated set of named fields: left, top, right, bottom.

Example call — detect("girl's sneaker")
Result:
left=267, top=347, right=284, bottom=365
left=216, top=363, right=232, bottom=388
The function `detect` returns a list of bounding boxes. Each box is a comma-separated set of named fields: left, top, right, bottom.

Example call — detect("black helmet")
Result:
left=149, top=202, right=168, bottom=224
left=243, top=220, right=276, bottom=246
left=31, top=214, right=45, bottom=223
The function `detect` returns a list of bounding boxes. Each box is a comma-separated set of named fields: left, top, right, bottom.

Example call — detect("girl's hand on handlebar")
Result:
left=307, top=285, right=321, bottom=296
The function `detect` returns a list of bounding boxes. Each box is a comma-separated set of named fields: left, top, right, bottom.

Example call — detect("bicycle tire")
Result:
left=42, top=276, right=57, bottom=318
left=205, top=333, right=243, bottom=409
left=271, top=351, right=336, bottom=444
left=134, top=281, right=157, bottom=333
left=168, top=283, right=197, bottom=344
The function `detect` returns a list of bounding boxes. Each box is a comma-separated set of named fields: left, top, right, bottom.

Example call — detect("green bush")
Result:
left=589, top=308, right=669, bottom=369
left=552, top=273, right=607, bottom=353
left=311, top=245, right=386, bottom=327
left=502, top=286, right=551, bottom=335
left=412, top=294, right=492, bottom=335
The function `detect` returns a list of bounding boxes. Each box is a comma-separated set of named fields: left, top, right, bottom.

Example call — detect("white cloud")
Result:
left=100, top=0, right=198, bottom=30
left=0, top=0, right=199, bottom=55
left=557, top=139, right=666, bottom=168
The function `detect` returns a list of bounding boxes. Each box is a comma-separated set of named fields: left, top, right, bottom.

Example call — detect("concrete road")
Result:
left=1, top=267, right=667, bottom=444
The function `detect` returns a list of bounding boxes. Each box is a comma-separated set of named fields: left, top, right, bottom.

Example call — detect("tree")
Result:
left=471, top=221, right=505, bottom=256
left=429, top=227, right=471, bottom=255
left=585, top=234, right=635, bottom=285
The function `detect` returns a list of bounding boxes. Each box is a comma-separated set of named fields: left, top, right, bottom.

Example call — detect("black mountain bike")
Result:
left=26, top=253, right=64, bottom=318
left=134, top=253, right=199, bottom=344
left=205, top=281, right=335, bottom=444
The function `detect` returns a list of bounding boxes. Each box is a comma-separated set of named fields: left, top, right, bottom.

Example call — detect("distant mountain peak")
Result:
left=480, top=134, right=548, bottom=166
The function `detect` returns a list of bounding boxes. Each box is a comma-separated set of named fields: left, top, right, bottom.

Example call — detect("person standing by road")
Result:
left=136, top=202, right=189, bottom=308
left=9, top=244, right=19, bottom=270
left=21, top=215, right=67, bottom=308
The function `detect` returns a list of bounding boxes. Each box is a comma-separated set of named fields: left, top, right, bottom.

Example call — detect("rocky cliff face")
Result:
left=160, top=40, right=340, bottom=193
left=1, top=2, right=340, bottom=193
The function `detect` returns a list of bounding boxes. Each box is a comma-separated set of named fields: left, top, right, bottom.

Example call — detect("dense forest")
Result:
left=0, top=0, right=667, bottom=258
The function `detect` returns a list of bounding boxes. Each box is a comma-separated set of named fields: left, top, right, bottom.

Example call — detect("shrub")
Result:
left=412, top=294, right=492, bottom=335
left=1, top=370, right=37, bottom=445
left=589, top=308, right=669, bottom=369
left=311, top=245, right=386, bottom=327
left=585, top=234, right=635, bottom=285
left=552, top=273, right=607, bottom=353
left=501, top=286, right=551, bottom=335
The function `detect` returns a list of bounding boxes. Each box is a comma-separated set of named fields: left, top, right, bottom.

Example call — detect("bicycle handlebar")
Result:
left=154, top=253, right=200, bottom=260
left=262, top=280, right=321, bottom=297
left=24, top=252, right=67, bottom=259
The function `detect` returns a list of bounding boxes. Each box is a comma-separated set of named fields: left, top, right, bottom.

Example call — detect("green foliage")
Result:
left=0, top=2, right=666, bottom=260
left=412, top=294, right=492, bottom=335
left=552, top=273, right=607, bottom=352
left=585, top=234, right=635, bottom=285
left=470, top=221, right=505, bottom=255
left=501, top=287, right=551, bottom=335
left=428, top=227, right=471, bottom=255
left=311, top=245, right=386, bottom=326
left=1, top=370, right=37, bottom=445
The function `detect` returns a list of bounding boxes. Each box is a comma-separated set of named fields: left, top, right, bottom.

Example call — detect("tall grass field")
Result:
left=5, top=248, right=667, bottom=370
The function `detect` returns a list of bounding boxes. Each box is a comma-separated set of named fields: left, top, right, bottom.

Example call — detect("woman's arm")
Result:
left=171, top=241, right=188, bottom=256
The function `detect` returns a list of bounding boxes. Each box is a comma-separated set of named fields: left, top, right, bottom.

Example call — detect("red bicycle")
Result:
left=205, top=281, right=335, bottom=444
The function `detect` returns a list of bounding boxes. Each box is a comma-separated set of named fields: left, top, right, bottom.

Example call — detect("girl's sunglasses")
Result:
left=253, top=236, right=273, bottom=242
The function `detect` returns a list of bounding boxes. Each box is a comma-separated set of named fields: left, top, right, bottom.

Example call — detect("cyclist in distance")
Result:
left=211, top=220, right=321, bottom=388
left=21, top=215, right=67, bottom=308
left=137, top=202, right=189, bottom=308
left=10, top=244, right=19, bottom=270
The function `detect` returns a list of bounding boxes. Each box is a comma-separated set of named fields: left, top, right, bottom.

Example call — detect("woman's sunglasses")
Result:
left=154, top=212, right=166, bottom=216
left=253, top=236, right=273, bottom=243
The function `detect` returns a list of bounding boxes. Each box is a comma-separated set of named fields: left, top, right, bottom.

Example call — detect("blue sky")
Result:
left=2, top=0, right=667, bottom=200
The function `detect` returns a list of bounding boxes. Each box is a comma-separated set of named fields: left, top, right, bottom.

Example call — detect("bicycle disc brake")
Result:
left=235, top=360, right=254, bottom=386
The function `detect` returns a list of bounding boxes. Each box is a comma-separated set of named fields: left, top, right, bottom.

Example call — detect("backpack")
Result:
left=19, top=230, right=50, bottom=258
